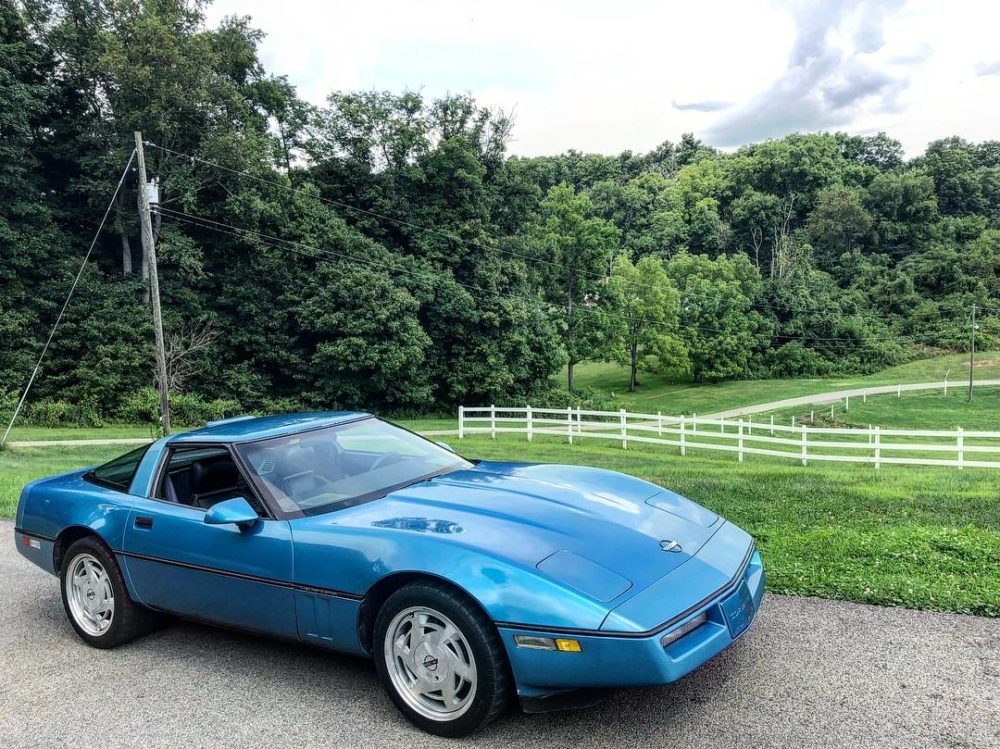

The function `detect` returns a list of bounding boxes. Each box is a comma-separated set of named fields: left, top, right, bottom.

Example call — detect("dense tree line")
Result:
left=2, top=0, right=998, bottom=425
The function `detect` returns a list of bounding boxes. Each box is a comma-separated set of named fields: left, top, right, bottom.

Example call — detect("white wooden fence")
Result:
left=457, top=406, right=1000, bottom=469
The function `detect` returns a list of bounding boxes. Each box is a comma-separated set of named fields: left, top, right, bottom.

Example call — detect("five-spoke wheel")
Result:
left=65, top=553, right=115, bottom=636
left=385, top=606, right=478, bottom=721
left=59, top=536, right=159, bottom=648
left=374, top=581, right=510, bottom=737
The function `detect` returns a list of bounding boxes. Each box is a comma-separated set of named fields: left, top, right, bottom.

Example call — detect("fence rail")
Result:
left=457, top=405, right=1000, bottom=470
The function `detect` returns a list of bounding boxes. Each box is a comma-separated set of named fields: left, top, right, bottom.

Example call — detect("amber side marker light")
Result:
left=513, top=635, right=583, bottom=652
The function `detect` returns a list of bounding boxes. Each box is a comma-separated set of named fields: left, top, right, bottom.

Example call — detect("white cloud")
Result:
left=206, top=0, right=1000, bottom=157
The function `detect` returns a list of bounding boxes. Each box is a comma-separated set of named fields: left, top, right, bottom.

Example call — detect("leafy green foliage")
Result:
left=532, top=183, right=619, bottom=391
left=602, top=255, right=686, bottom=390
left=667, top=252, right=766, bottom=381
left=2, top=1, right=1000, bottom=426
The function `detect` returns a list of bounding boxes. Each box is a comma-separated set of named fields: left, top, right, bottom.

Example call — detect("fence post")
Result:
left=957, top=427, right=964, bottom=469
left=801, top=424, right=808, bottom=466
left=897, top=384, right=901, bottom=398
left=863, top=388, right=867, bottom=403
left=490, top=404, right=496, bottom=440
left=874, top=425, right=881, bottom=469
left=657, top=411, right=662, bottom=437
left=680, top=415, right=686, bottom=456
left=526, top=405, right=533, bottom=442
left=459, top=406, right=465, bottom=439
left=577, top=406, right=582, bottom=435
left=748, top=415, right=753, bottom=436
left=845, top=395, right=849, bottom=412
left=792, top=415, right=796, bottom=428
left=830, top=403, right=835, bottom=419
left=738, top=418, right=744, bottom=463
left=868, top=424, right=872, bottom=445
left=720, top=417, right=725, bottom=434
left=620, top=409, right=627, bottom=450
left=567, top=407, right=573, bottom=444
left=770, top=414, right=774, bottom=435
left=811, top=410, right=815, bottom=423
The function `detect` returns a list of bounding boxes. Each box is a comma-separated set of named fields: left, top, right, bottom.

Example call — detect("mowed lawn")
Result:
left=564, top=351, right=1000, bottom=415
left=761, top=385, right=1000, bottom=431
left=3, top=431, right=997, bottom=618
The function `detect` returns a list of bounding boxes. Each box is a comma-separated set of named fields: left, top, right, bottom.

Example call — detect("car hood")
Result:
left=332, top=461, right=722, bottom=599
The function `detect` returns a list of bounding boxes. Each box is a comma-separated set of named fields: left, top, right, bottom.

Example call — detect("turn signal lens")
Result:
left=555, top=638, right=582, bottom=653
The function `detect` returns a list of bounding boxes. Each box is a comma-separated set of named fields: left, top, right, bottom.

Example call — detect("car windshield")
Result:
left=235, top=418, right=471, bottom=515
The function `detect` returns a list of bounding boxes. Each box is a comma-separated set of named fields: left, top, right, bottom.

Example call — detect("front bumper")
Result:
left=501, top=546, right=764, bottom=695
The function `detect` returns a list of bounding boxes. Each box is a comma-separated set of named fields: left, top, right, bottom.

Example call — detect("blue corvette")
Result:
left=15, top=412, right=764, bottom=736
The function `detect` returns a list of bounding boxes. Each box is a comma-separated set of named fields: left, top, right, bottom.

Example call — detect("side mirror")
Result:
left=436, top=441, right=455, bottom=453
left=204, top=497, right=259, bottom=528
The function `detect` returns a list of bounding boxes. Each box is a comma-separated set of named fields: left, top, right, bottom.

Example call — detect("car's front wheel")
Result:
left=374, top=581, right=511, bottom=737
left=59, top=536, right=158, bottom=648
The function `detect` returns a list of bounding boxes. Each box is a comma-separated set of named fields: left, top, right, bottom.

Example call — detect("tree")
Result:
left=921, top=137, right=984, bottom=216
left=534, top=183, right=619, bottom=391
left=729, top=189, right=782, bottom=271
left=667, top=252, right=764, bottom=382
left=863, top=172, right=938, bottom=260
left=807, top=187, right=873, bottom=269
left=603, top=255, right=687, bottom=391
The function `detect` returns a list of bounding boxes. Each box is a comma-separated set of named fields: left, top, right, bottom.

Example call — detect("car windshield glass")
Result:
left=235, top=418, right=471, bottom=515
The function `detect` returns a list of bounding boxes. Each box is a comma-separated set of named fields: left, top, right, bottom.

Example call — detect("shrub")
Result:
left=520, top=385, right=626, bottom=412
left=169, top=393, right=243, bottom=426
left=116, top=388, right=161, bottom=425
left=23, top=400, right=103, bottom=427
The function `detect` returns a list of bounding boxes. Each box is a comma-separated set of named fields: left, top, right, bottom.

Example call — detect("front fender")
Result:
left=290, top=523, right=615, bottom=632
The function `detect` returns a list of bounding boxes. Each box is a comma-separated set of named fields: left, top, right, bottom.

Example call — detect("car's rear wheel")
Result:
left=59, top=536, right=158, bottom=648
left=374, top=581, right=510, bottom=737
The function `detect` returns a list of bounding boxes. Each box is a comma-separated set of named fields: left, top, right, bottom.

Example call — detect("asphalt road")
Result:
left=2, top=522, right=997, bottom=749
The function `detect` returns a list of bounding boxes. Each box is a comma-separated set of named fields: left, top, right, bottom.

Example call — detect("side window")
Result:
left=86, top=444, right=152, bottom=493
left=156, top=446, right=263, bottom=514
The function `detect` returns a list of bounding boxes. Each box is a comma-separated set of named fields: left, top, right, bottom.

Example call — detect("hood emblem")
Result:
left=660, top=539, right=683, bottom=553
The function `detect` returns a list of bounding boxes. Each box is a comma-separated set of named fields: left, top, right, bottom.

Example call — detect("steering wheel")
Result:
left=370, top=452, right=402, bottom=471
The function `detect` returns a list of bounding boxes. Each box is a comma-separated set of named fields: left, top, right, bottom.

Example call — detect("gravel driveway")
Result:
left=2, top=521, right=997, bottom=749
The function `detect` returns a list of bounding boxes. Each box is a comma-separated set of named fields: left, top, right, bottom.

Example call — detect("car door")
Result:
left=120, top=443, right=297, bottom=639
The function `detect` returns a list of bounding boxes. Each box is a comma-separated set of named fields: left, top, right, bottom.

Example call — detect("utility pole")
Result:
left=968, top=303, right=977, bottom=403
left=134, top=132, right=171, bottom=434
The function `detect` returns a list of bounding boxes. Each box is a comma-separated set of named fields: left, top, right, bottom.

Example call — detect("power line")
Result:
left=2, top=149, right=137, bottom=444
left=154, top=204, right=921, bottom=346
left=144, top=141, right=865, bottom=319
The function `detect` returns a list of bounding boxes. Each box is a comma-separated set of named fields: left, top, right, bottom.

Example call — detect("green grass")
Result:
left=453, top=434, right=999, bottom=617
left=761, top=385, right=1000, bottom=431
left=0, top=444, right=137, bottom=518
left=5, top=424, right=166, bottom=441
left=564, top=351, right=1000, bottom=416
left=2, top=419, right=455, bottom=443
left=3, top=431, right=997, bottom=617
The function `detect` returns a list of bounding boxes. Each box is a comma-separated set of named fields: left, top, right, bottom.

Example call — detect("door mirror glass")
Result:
left=204, top=497, right=259, bottom=528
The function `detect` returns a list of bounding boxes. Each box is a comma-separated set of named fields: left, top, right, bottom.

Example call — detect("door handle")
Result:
left=135, top=516, right=154, bottom=529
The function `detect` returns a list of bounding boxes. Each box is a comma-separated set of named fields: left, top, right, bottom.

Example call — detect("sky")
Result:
left=205, top=0, right=1000, bottom=158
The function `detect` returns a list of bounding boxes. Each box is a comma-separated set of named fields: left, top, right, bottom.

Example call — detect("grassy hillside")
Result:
left=4, top=433, right=996, bottom=617
left=562, top=352, right=1000, bottom=415
left=762, top=385, right=1000, bottom=431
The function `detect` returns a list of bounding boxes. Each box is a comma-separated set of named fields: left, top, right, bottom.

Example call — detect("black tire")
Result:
left=59, top=536, right=160, bottom=649
left=373, top=580, right=511, bottom=737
